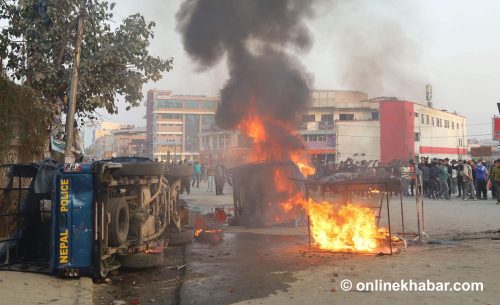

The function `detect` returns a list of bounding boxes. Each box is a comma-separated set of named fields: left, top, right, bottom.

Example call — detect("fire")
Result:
left=290, top=152, right=316, bottom=176
left=236, top=101, right=316, bottom=177
left=273, top=171, right=387, bottom=253
left=306, top=201, right=387, bottom=252
left=234, top=97, right=386, bottom=253
left=237, top=113, right=267, bottom=144
left=274, top=168, right=291, bottom=192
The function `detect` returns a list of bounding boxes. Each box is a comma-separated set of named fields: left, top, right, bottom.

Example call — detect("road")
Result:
left=94, top=181, right=500, bottom=305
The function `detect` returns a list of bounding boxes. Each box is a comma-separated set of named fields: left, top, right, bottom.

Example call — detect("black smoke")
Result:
left=176, top=0, right=314, bottom=150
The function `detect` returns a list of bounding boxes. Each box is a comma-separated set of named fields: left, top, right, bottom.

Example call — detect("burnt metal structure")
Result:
left=230, top=160, right=305, bottom=227
left=299, top=176, right=423, bottom=255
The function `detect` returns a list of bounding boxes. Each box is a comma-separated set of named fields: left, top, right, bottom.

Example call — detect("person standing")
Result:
left=475, top=161, right=488, bottom=200
left=462, top=160, right=475, bottom=200
left=420, top=159, right=431, bottom=197
left=192, top=161, right=202, bottom=188
left=207, top=164, right=215, bottom=192
left=457, top=161, right=464, bottom=198
left=214, top=162, right=225, bottom=195
left=437, top=160, right=450, bottom=200
left=400, top=163, right=410, bottom=196
left=450, top=160, right=459, bottom=195
left=489, top=159, right=500, bottom=204
left=444, top=158, right=452, bottom=197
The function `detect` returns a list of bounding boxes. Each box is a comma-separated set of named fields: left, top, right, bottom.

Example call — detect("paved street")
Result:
left=94, top=181, right=500, bottom=305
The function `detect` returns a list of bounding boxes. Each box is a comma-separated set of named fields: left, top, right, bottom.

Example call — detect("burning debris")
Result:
left=194, top=228, right=224, bottom=244
left=177, top=0, right=396, bottom=254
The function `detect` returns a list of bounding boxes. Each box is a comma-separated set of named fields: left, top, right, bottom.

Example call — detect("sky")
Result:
left=92, top=0, right=500, bottom=145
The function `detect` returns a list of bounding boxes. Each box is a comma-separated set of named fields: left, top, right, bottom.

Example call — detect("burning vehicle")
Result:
left=176, top=0, right=410, bottom=255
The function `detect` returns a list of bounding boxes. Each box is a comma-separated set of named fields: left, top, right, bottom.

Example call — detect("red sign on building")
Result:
left=493, top=117, right=500, bottom=141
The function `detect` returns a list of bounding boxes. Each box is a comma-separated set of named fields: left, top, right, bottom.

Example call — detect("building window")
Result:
left=318, top=135, right=327, bottom=141
left=371, top=111, right=379, bottom=120
left=309, top=135, right=318, bottom=141
left=426, top=115, right=429, bottom=125
left=414, top=132, right=420, bottom=142
left=185, top=114, right=200, bottom=152
left=421, top=115, right=424, bottom=124
left=218, top=135, right=225, bottom=149
left=201, top=101, right=216, bottom=109
left=321, top=114, right=334, bottom=122
left=339, top=113, right=354, bottom=121
left=212, top=135, right=218, bottom=150
left=185, top=100, right=199, bottom=109
left=415, top=112, right=419, bottom=118
left=201, top=114, right=215, bottom=132
left=158, top=113, right=182, bottom=120
left=302, top=114, right=315, bottom=122
left=431, top=117, right=435, bottom=126
left=452, top=122, right=454, bottom=129
left=157, top=100, right=183, bottom=109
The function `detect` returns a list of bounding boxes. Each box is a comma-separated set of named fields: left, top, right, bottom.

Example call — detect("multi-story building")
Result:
left=299, top=90, right=369, bottom=162
left=199, top=89, right=468, bottom=164
left=302, top=92, right=467, bottom=163
left=92, top=124, right=146, bottom=159
left=145, top=89, right=219, bottom=161
left=113, top=127, right=147, bottom=157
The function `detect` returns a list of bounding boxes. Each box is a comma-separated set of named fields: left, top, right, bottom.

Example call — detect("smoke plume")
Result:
left=176, top=0, right=315, bottom=152
left=323, top=0, right=425, bottom=99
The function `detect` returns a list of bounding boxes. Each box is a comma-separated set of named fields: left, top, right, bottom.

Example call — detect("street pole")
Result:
left=64, top=0, right=86, bottom=163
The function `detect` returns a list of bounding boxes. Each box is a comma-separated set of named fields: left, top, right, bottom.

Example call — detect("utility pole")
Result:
left=64, top=0, right=86, bottom=163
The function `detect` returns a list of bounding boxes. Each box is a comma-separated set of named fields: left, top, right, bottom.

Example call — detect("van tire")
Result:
left=108, top=198, right=129, bottom=247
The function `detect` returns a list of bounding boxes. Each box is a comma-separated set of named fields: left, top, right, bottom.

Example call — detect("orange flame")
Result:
left=290, top=152, right=316, bottom=176
left=236, top=102, right=315, bottom=177
left=273, top=171, right=387, bottom=253
left=306, top=201, right=387, bottom=252
left=235, top=98, right=386, bottom=253
left=237, top=113, right=267, bottom=144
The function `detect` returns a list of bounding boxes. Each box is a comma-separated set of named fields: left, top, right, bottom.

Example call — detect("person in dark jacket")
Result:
left=475, top=161, right=488, bottom=200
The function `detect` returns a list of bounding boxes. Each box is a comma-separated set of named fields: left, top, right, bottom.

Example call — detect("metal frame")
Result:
left=0, top=169, right=51, bottom=272
left=300, top=178, right=422, bottom=255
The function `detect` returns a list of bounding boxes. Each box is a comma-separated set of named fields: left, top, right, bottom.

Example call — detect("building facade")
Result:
left=146, top=89, right=219, bottom=161
left=199, top=90, right=468, bottom=164
left=299, top=90, right=370, bottom=162
left=91, top=124, right=146, bottom=159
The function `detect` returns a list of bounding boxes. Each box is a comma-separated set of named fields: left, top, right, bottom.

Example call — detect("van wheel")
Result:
left=109, top=198, right=129, bottom=247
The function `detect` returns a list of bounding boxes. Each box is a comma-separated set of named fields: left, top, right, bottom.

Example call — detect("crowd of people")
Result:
left=169, top=155, right=500, bottom=204
left=172, top=159, right=230, bottom=196
left=312, top=157, right=500, bottom=203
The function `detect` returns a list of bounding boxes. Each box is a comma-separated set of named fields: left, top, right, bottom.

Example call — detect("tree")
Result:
left=0, top=0, right=173, bottom=123
left=0, top=76, right=49, bottom=162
